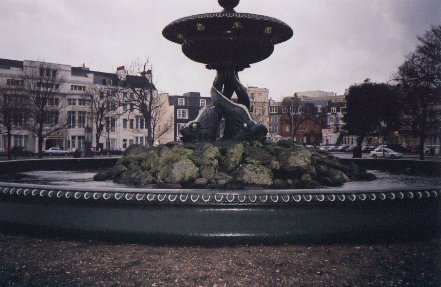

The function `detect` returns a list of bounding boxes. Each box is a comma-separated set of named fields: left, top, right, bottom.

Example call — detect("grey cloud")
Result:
left=0, top=0, right=439, bottom=99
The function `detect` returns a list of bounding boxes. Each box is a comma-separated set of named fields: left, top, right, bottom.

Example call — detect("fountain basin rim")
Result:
left=1, top=181, right=440, bottom=198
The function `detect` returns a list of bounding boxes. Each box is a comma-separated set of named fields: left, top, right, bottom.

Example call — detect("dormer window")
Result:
left=178, top=98, right=185, bottom=106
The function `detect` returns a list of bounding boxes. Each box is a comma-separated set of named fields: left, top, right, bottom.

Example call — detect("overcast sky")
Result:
left=0, top=0, right=440, bottom=99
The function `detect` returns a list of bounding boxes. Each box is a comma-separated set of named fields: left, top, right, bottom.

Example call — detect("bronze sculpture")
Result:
left=162, top=0, right=293, bottom=142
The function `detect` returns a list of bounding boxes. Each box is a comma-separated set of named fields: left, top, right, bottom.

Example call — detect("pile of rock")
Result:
left=95, top=140, right=375, bottom=189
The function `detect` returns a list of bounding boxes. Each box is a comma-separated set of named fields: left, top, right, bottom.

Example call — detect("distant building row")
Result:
left=2, top=57, right=436, bottom=154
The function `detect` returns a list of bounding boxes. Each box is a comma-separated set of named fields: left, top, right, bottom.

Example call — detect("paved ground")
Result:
left=0, top=234, right=440, bottom=287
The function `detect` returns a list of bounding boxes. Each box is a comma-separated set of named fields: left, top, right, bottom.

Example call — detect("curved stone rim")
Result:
left=163, top=12, right=293, bottom=45
left=1, top=182, right=439, bottom=205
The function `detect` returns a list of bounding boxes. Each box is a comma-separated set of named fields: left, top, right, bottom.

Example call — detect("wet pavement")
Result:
left=0, top=233, right=439, bottom=286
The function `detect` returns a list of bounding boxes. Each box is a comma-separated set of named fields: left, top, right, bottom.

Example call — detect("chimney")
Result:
left=116, top=65, right=127, bottom=80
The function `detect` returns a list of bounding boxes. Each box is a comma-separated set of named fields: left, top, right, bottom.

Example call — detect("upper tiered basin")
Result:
left=162, top=0, right=293, bottom=70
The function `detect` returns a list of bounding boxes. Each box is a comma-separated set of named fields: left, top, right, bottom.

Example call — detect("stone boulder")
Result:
left=237, top=164, right=273, bottom=186
left=166, top=159, right=199, bottom=184
left=103, top=140, right=375, bottom=189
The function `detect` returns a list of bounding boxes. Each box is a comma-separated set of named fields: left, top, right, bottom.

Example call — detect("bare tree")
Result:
left=0, top=81, right=26, bottom=159
left=282, top=93, right=303, bottom=140
left=123, top=60, right=172, bottom=146
left=395, top=26, right=441, bottom=160
left=87, top=84, right=121, bottom=151
left=22, top=62, right=67, bottom=158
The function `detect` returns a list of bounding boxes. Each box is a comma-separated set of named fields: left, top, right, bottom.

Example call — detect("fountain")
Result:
left=0, top=0, right=439, bottom=244
left=163, top=0, right=292, bottom=142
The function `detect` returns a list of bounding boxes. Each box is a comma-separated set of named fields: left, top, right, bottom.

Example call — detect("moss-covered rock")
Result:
left=104, top=140, right=375, bottom=189
left=237, top=164, right=273, bottom=186
left=191, top=144, right=221, bottom=166
left=112, top=164, right=127, bottom=179
left=213, top=172, right=233, bottom=186
left=166, top=159, right=199, bottom=184
left=223, top=143, right=244, bottom=171
left=166, top=158, right=199, bottom=184
left=200, top=164, right=217, bottom=181
left=278, top=148, right=315, bottom=175
left=140, top=150, right=159, bottom=171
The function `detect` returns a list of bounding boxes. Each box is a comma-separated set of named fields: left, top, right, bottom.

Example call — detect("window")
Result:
left=78, top=111, right=86, bottom=128
left=87, top=112, right=91, bottom=127
left=48, top=97, right=59, bottom=106
left=78, top=99, right=88, bottom=106
left=105, top=117, right=115, bottom=132
left=122, top=139, right=127, bottom=149
left=123, top=104, right=127, bottom=112
left=177, top=109, right=188, bottom=119
left=108, top=138, right=116, bottom=150
left=71, top=85, right=86, bottom=91
left=44, top=111, right=59, bottom=125
left=13, top=111, right=27, bottom=127
left=129, top=119, right=134, bottom=129
left=110, top=118, right=116, bottom=132
left=282, top=106, right=287, bottom=113
left=130, top=104, right=134, bottom=112
left=39, top=68, right=57, bottom=78
left=6, top=79, right=24, bottom=86
left=200, top=99, right=206, bottom=107
left=178, top=98, right=185, bottom=106
left=13, top=135, right=27, bottom=148
left=135, top=118, right=140, bottom=129
left=331, top=107, right=337, bottom=113
left=68, top=99, right=77, bottom=106
left=102, top=79, right=113, bottom=86
left=70, top=136, right=76, bottom=150
left=78, top=136, right=85, bottom=150
left=68, top=111, right=76, bottom=128
left=270, top=106, right=278, bottom=113
left=123, top=119, right=128, bottom=129
left=139, top=137, right=144, bottom=146
left=140, top=118, right=145, bottom=129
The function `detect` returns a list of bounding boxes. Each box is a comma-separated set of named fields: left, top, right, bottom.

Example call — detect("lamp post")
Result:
left=381, top=121, right=387, bottom=158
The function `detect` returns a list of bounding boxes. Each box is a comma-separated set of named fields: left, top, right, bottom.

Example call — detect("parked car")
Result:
left=327, top=145, right=339, bottom=152
left=370, top=147, right=403, bottom=159
left=372, top=145, right=387, bottom=152
left=336, top=145, right=350, bottom=152
left=344, top=145, right=356, bottom=152
left=319, top=146, right=327, bottom=151
left=367, top=145, right=379, bottom=152
left=44, top=147, right=68, bottom=156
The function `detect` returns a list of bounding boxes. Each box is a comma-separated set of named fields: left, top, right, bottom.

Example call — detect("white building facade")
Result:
left=0, top=58, right=173, bottom=153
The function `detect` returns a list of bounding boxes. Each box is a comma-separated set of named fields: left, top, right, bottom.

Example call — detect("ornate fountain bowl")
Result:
left=162, top=11, right=293, bottom=69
